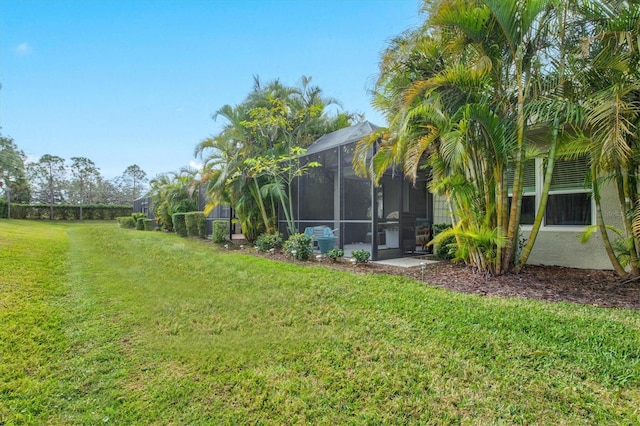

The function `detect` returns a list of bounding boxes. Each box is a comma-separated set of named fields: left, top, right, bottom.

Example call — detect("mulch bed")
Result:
left=228, top=241, right=640, bottom=311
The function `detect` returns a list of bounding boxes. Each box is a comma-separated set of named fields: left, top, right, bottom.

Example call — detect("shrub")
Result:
left=255, top=233, right=283, bottom=252
left=172, top=213, right=187, bottom=237
left=132, top=212, right=146, bottom=221
left=184, top=212, right=198, bottom=237
left=432, top=223, right=456, bottom=260
left=196, top=213, right=207, bottom=238
left=117, top=216, right=136, bottom=229
left=143, top=218, right=154, bottom=231
left=136, top=217, right=145, bottom=230
left=283, top=233, right=313, bottom=261
left=351, top=249, right=370, bottom=264
left=185, top=212, right=207, bottom=238
left=212, top=220, right=228, bottom=243
left=325, top=248, right=344, bottom=262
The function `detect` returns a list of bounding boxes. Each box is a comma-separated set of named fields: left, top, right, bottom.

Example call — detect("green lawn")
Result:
left=1, top=220, right=639, bottom=424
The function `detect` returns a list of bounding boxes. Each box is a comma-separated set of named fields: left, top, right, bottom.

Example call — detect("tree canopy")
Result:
left=195, top=76, right=359, bottom=240
left=356, top=0, right=640, bottom=276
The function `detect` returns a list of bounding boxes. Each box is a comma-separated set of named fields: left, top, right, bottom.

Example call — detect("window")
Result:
left=544, top=157, right=591, bottom=226
left=507, top=160, right=536, bottom=225
left=507, top=157, right=592, bottom=227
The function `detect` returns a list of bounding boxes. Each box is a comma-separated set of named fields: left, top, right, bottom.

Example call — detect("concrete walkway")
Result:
left=373, top=257, right=440, bottom=268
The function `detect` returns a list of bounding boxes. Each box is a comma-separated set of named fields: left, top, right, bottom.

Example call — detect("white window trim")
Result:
left=529, top=157, right=594, bottom=231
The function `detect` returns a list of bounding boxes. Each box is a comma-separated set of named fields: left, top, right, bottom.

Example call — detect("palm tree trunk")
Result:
left=592, top=166, right=627, bottom=276
left=516, top=120, right=559, bottom=271
left=503, top=64, right=528, bottom=272
left=621, top=166, right=640, bottom=275
left=275, top=181, right=295, bottom=236
left=251, top=177, right=273, bottom=234
left=495, top=181, right=502, bottom=272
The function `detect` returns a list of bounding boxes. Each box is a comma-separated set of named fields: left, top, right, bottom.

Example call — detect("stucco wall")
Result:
left=430, top=182, right=622, bottom=270
left=524, top=182, right=621, bottom=270
left=521, top=228, right=611, bottom=269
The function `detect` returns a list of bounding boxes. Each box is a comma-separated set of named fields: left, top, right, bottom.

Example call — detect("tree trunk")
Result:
left=592, top=167, right=627, bottom=276
left=621, top=167, right=640, bottom=275
left=251, top=177, right=273, bottom=234
left=503, top=77, right=527, bottom=273
left=516, top=120, right=559, bottom=271
left=6, top=186, right=10, bottom=219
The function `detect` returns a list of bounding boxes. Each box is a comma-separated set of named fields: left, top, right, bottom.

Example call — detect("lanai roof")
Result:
left=305, top=121, right=380, bottom=155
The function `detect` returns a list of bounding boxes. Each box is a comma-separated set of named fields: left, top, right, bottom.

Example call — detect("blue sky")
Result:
left=0, top=0, right=423, bottom=179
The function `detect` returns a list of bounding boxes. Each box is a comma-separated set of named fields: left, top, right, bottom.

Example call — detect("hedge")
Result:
left=212, top=220, right=229, bottom=243
left=116, top=216, right=136, bottom=229
left=185, top=212, right=207, bottom=238
left=172, top=213, right=187, bottom=237
left=0, top=204, right=132, bottom=220
left=143, top=218, right=154, bottom=231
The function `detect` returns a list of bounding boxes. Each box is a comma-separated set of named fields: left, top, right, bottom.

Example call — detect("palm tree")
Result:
left=356, top=0, right=575, bottom=274
left=197, top=77, right=354, bottom=240
left=196, top=103, right=276, bottom=238
left=149, top=168, right=199, bottom=231
left=575, top=0, right=640, bottom=276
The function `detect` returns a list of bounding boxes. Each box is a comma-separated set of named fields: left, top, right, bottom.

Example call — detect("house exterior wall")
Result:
left=133, top=195, right=153, bottom=219
left=522, top=228, right=610, bottom=269
left=524, top=181, right=621, bottom=270
left=430, top=181, right=622, bottom=270
left=433, top=194, right=451, bottom=225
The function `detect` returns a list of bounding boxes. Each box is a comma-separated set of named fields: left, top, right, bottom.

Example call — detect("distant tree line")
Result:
left=0, top=134, right=147, bottom=219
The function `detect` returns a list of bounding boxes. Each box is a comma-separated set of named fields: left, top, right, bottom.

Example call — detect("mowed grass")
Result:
left=1, top=221, right=639, bottom=424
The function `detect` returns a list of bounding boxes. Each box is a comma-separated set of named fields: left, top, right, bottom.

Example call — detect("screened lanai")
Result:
left=284, top=121, right=433, bottom=261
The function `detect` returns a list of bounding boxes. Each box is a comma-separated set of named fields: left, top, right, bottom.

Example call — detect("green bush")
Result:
left=432, top=223, right=456, bottom=260
left=255, top=233, right=283, bottom=251
left=184, top=212, right=198, bottom=237
left=172, top=213, right=187, bottom=237
left=283, top=233, right=313, bottom=261
left=351, top=249, right=371, bottom=264
left=143, top=218, right=154, bottom=231
left=117, top=216, right=136, bottom=229
left=185, top=212, right=207, bottom=238
left=136, top=217, right=145, bottom=230
left=325, top=248, right=344, bottom=262
left=213, top=220, right=228, bottom=243
left=196, top=214, right=207, bottom=238
left=132, top=212, right=146, bottom=221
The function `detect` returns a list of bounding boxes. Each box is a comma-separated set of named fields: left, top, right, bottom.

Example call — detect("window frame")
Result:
left=511, top=157, right=594, bottom=231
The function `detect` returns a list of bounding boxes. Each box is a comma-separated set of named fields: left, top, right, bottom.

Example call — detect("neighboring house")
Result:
left=287, top=121, right=617, bottom=269
left=133, top=193, right=153, bottom=219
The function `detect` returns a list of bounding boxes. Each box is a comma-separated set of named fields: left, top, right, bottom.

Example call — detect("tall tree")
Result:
left=28, top=154, right=66, bottom=219
left=69, top=157, right=99, bottom=220
left=122, top=164, right=147, bottom=204
left=0, top=135, right=29, bottom=218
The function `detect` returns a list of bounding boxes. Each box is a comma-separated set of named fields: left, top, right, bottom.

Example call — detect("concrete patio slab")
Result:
left=372, top=257, right=440, bottom=268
